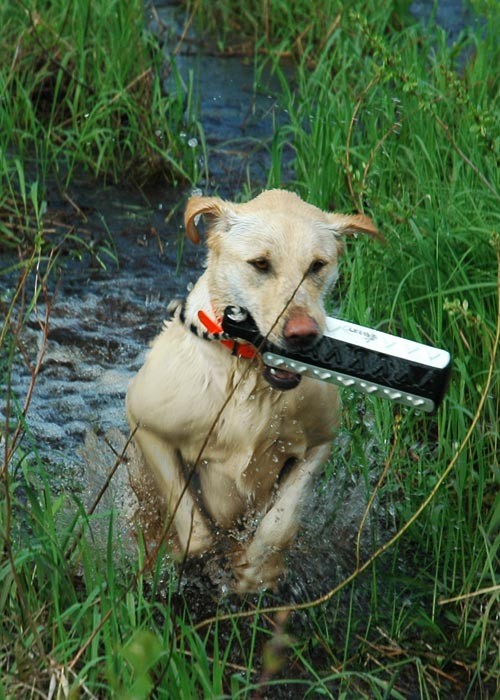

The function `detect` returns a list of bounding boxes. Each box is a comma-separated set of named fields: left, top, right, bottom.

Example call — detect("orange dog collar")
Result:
left=197, top=309, right=257, bottom=359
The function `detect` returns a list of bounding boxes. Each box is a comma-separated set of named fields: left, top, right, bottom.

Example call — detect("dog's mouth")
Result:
left=263, top=364, right=302, bottom=391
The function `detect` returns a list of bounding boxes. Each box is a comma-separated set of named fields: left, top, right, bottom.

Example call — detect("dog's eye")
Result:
left=249, top=258, right=271, bottom=273
left=309, top=259, right=328, bottom=275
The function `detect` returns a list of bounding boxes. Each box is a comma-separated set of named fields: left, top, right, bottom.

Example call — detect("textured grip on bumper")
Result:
left=222, top=307, right=451, bottom=412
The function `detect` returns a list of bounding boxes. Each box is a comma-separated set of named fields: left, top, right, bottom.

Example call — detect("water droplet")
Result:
left=187, top=137, right=198, bottom=148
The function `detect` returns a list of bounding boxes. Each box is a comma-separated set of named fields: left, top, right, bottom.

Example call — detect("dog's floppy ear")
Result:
left=327, top=213, right=384, bottom=241
left=184, top=196, right=227, bottom=244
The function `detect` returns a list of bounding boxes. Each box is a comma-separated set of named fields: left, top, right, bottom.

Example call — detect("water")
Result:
left=1, top=180, right=203, bottom=510
left=153, top=0, right=294, bottom=193
left=410, top=0, right=479, bottom=41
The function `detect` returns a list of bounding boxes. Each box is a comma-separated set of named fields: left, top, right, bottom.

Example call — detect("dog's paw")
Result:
left=232, top=548, right=285, bottom=594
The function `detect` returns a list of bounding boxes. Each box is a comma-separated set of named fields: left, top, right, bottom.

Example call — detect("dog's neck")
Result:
left=179, top=279, right=257, bottom=359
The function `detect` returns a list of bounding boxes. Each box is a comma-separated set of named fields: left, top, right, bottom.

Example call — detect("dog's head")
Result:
left=185, top=189, right=380, bottom=390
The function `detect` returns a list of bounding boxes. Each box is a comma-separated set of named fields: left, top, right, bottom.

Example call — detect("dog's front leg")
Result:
left=234, top=443, right=332, bottom=593
left=132, top=427, right=214, bottom=556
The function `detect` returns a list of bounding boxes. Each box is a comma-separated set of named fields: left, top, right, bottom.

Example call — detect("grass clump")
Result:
left=185, top=0, right=412, bottom=56
left=0, top=0, right=202, bottom=258
left=0, top=0, right=197, bottom=185
left=0, top=453, right=236, bottom=697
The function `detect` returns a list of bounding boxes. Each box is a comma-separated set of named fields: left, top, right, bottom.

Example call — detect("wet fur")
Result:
left=126, top=189, right=378, bottom=592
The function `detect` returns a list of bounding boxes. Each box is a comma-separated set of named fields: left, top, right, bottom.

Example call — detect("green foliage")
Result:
left=262, top=1, right=499, bottom=692
left=1, top=0, right=499, bottom=697
left=0, top=0, right=202, bottom=257
left=0, top=0, right=197, bottom=185
left=186, top=0, right=413, bottom=55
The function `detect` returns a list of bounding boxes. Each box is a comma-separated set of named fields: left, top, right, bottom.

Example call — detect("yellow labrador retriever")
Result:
left=126, top=189, right=378, bottom=593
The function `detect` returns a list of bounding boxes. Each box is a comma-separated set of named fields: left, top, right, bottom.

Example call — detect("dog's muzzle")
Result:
left=264, top=323, right=321, bottom=391
left=222, top=306, right=306, bottom=391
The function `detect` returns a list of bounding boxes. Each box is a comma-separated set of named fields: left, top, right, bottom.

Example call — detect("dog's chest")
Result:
left=216, top=390, right=307, bottom=462
left=186, top=387, right=310, bottom=525
left=187, top=375, right=334, bottom=505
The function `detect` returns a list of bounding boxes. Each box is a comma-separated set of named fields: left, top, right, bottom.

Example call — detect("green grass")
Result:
left=261, top=0, right=499, bottom=694
left=0, top=0, right=202, bottom=258
left=186, top=0, right=413, bottom=56
left=1, top=0, right=499, bottom=697
left=0, top=0, right=201, bottom=185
